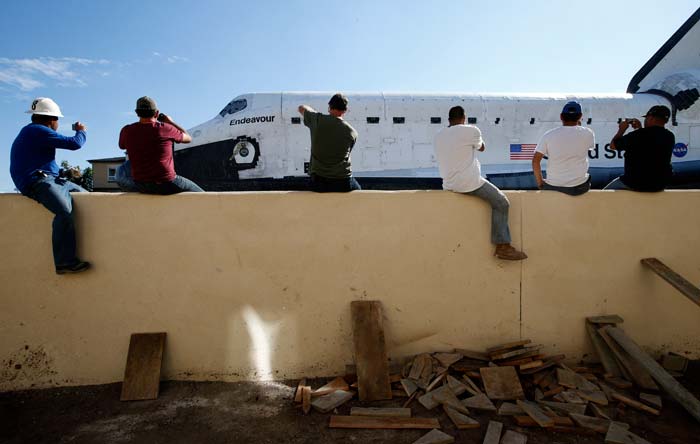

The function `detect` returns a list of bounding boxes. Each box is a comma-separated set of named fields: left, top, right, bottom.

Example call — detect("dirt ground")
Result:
left=2, top=367, right=700, bottom=444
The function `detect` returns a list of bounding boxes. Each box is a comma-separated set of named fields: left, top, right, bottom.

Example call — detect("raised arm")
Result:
left=298, top=105, right=316, bottom=116
left=159, top=114, right=191, bottom=143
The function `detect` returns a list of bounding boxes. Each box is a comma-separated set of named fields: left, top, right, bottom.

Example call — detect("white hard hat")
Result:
left=26, top=97, right=64, bottom=117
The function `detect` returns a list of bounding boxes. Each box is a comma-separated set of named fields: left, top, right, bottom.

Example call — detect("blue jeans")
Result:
left=603, top=177, right=632, bottom=190
left=464, top=180, right=511, bottom=244
left=116, top=161, right=138, bottom=192
left=541, top=177, right=591, bottom=196
left=135, top=175, right=204, bottom=195
left=309, top=175, right=361, bottom=192
left=23, top=176, right=87, bottom=267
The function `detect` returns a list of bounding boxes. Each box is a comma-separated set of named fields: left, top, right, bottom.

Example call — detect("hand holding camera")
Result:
left=625, top=118, right=641, bottom=130
left=157, top=112, right=172, bottom=124
left=71, top=121, right=87, bottom=131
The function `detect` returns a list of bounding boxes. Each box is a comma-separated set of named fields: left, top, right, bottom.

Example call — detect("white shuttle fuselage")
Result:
left=175, top=8, right=700, bottom=190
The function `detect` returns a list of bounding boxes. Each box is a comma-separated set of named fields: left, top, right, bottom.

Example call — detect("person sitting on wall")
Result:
left=434, top=106, right=527, bottom=261
left=119, top=96, right=204, bottom=194
left=115, top=158, right=138, bottom=192
left=9, top=97, right=91, bottom=274
left=297, top=93, right=361, bottom=192
left=532, top=101, right=595, bottom=196
left=603, top=105, right=675, bottom=191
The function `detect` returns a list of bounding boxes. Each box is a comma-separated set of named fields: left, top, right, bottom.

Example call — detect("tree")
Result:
left=59, top=160, right=93, bottom=191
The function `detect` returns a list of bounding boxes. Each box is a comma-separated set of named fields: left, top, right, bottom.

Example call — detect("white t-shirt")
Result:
left=434, top=124, right=485, bottom=193
left=535, top=126, right=595, bottom=187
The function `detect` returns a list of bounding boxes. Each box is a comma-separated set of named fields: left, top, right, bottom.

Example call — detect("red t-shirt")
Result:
left=119, top=121, right=184, bottom=183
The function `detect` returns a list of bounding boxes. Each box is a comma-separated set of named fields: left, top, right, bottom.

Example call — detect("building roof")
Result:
left=88, top=156, right=126, bottom=163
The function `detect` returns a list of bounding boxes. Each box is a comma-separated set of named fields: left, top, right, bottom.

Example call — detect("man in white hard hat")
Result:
left=10, top=97, right=91, bottom=274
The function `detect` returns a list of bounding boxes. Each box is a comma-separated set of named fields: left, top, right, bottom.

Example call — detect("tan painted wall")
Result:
left=0, top=191, right=699, bottom=391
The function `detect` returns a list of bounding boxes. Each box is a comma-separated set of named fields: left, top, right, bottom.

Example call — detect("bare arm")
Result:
left=532, top=152, right=545, bottom=189
left=298, top=105, right=316, bottom=116
left=159, top=114, right=191, bottom=143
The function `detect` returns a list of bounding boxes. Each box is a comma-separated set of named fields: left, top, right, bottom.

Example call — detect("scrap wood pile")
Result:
left=293, top=314, right=699, bottom=444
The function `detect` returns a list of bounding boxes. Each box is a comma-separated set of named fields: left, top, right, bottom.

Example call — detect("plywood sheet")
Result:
left=120, top=332, right=166, bottom=401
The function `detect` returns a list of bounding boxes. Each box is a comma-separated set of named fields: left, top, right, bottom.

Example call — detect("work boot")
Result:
left=56, top=261, right=91, bottom=275
left=494, top=245, right=527, bottom=261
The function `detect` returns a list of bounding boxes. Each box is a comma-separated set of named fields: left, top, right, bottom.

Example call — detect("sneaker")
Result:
left=56, top=261, right=91, bottom=275
left=494, top=245, right=528, bottom=261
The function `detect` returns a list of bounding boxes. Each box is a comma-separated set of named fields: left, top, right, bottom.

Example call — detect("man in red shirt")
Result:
left=119, top=96, right=203, bottom=194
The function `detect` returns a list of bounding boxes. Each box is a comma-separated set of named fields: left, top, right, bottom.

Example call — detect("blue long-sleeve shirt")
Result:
left=10, top=123, right=86, bottom=193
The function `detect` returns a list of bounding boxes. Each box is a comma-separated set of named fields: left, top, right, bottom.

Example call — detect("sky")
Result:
left=0, top=0, right=698, bottom=192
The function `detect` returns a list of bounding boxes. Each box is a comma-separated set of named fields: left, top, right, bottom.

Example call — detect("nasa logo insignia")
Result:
left=672, top=143, right=688, bottom=158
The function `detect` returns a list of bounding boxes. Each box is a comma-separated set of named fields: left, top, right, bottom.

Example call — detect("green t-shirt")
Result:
left=303, top=111, right=358, bottom=179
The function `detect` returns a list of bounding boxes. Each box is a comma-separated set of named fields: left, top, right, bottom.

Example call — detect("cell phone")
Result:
left=72, top=123, right=78, bottom=131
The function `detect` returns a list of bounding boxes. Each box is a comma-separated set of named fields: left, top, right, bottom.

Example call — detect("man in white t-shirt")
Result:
left=532, top=101, right=595, bottom=196
left=434, top=106, right=527, bottom=261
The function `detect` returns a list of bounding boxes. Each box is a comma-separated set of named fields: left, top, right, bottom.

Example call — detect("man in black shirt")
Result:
left=604, top=105, right=675, bottom=191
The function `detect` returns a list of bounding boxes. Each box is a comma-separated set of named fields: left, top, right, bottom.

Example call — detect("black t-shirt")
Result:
left=615, top=126, right=675, bottom=191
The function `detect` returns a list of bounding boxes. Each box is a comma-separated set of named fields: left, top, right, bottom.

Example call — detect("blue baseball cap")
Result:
left=561, top=101, right=582, bottom=115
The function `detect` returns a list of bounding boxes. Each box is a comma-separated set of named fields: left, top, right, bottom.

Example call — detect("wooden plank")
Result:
left=455, top=348, right=490, bottom=361
left=611, top=392, right=660, bottom=416
left=480, top=366, right=524, bottom=400
left=542, top=385, right=564, bottom=398
left=462, top=393, right=497, bottom=412
left=555, top=390, right=586, bottom=404
left=538, top=400, right=587, bottom=415
left=433, top=387, right=471, bottom=415
left=446, top=375, right=468, bottom=396
left=487, top=339, right=531, bottom=354
left=120, top=332, right=166, bottom=401
left=639, top=393, right=662, bottom=410
left=462, top=374, right=483, bottom=395
left=586, top=321, right=623, bottom=378
left=500, top=430, right=528, bottom=444
left=516, top=400, right=554, bottom=427
left=641, top=257, right=700, bottom=308
left=590, top=403, right=611, bottom=419
left=301, top=386, right=311, bottom=414
left=587, top=315, right=624, bottom=325
left=293, top=378, right=306, bottom=403
left=577, top=389, right=608, bottom=405
left=329, top=415, right=440, bottom=430
left=514, top=415, right=573, bottom=427
left=519, top=355, right=565, bottom=375
left=482, top=421, right=503, bottom=444
left=312, top=376, right=349, bottom=397
left=497, top=402, right=524, bottom=416
left=520, top=360, right=544, bottom=371
left=311, top=390, right=353, bottom=413
left=418, top=385, right=452, bottom=410
left=605, top=422, right=653, bottom=444
left=413, top=429, right=455, bottom=444
left=598, top=326, right=658, bottom=391
left=401, top=378, right=418, bottom=397
left=557, top=366, right=599, bottom=391
left=434, top=352, right=463, bottom=368
left=443, top=405, right=480, bottom=429
left=570, top=413, right=628, bottom=434
left=351, top=301, right=392, bottom=401
left=351, top=407, right=411, bottom=418
left=490, top=346, right=541, bottom=361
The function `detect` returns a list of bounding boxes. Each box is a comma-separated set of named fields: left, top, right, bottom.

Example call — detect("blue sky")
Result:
left=1, top=0, right=698, bottom=191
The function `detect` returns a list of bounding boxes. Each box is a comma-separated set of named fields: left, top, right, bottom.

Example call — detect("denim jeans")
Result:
left=464, top=180, right=511, bottom=244
left=541, top=177, right=591, bottom=196
left=603, top=177, right=632, bottom=190
left=23, top=176, right=87, bottom=267
left=116, top=161, right=138, bottom=192
left=135, top=175, right=204, bottom=195
left=309, top=175, right=361, bottom=192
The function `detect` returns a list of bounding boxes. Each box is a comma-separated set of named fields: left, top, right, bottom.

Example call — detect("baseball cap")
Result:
left=643, top=105, right=671, bottom=120
left=561, top=101, right=582, bottom=115
left=136, top=96, right=157, bottom=111
left=328, top=93, right=348, bottom=111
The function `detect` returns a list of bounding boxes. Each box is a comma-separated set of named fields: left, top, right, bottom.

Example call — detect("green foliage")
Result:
left=59, top=160, right=93, bottom=191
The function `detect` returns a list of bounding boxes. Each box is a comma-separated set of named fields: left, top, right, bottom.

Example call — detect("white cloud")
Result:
left=166, top=55, right=189, bottom=64
left=0, top=57, right=112, bottom=91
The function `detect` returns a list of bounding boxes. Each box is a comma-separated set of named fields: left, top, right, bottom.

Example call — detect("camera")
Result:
left=157, top=113, right=168, bottom=122
left=72, top=122, right=78, bottom=131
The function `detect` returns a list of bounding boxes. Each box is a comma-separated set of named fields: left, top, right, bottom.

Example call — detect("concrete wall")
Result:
left=1, top=191, right=699, bottom=391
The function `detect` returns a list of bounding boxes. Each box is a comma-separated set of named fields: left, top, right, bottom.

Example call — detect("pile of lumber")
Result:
left=292, top=313, right=699, bottom=444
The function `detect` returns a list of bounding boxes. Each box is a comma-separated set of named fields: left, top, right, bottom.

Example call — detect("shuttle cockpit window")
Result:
left=219, top=98, right=247, bottom=117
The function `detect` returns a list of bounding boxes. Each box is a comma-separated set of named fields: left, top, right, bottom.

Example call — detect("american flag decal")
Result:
left=509, top=144, right=537, bottom=160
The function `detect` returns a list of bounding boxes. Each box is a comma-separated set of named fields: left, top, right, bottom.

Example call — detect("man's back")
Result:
left=618, top=126, right=674, bottom=191
left=434, top=124, right=484, bottom=193
left=119, top=121, right=183, bottom=183
left=536, top=126, right=594, bottom=187
left=304, top=111, right=357, bottom=179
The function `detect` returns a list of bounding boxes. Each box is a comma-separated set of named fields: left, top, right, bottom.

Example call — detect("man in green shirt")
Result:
left=298, top=93, right=361, bottom=192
